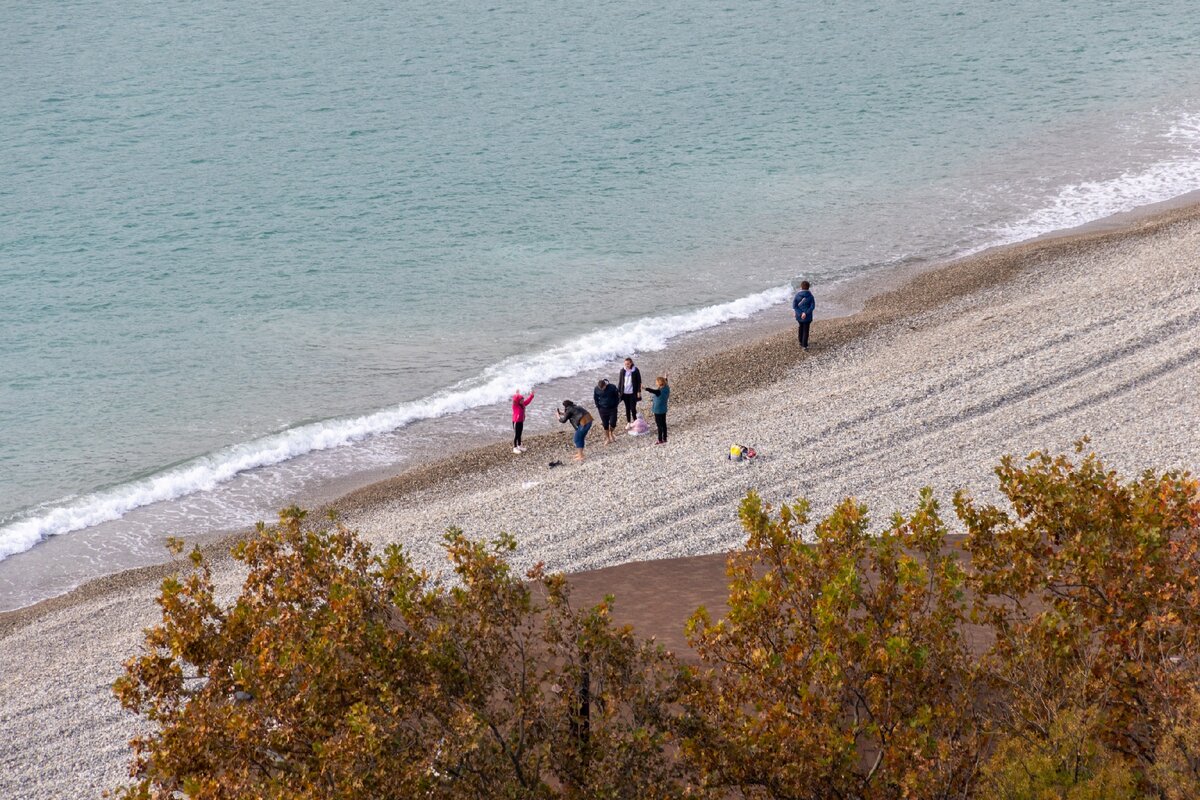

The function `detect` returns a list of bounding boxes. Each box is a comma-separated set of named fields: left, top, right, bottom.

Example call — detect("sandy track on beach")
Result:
left=2, top=210, right=1198, bottom=799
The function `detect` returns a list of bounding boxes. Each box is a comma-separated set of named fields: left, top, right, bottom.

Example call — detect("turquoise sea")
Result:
left=3, top=0, right=1200, bottom=607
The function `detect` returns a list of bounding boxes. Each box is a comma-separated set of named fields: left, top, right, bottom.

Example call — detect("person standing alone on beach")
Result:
left=511, top=389, right=535, bottom=453
left=617, top=357, right=642, bottom=423
left=557, top=400, right=594, bottom=462
left=793, top=281, right=815, bottom=350
left=593, top=378, right=621, bottom=444
left=644, top=374, right=670, bottom=445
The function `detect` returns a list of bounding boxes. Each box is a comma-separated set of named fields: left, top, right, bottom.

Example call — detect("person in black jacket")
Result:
left=616, top=357, right=642, bottom=423
left=593, top=378, right=621, bottom=444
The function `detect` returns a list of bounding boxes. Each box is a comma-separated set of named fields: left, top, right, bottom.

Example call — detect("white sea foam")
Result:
left=982, top=111, right=1200, bottom=249
left=0, top=284, right=793, bottom=560
left=7, top=110, right=1200, bottom=564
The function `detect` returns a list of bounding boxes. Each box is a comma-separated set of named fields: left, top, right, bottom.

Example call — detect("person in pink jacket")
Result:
left=511, top=390, right=535, bottom=453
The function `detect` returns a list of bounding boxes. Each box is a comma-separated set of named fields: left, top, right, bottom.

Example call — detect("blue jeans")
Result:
left=573, top=421, right=592, bottom=449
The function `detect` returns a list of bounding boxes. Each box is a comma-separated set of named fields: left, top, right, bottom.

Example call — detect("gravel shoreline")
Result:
left=337, top=206, right=1200, bottom=580
left=3, top=204, right=1200, bottom=798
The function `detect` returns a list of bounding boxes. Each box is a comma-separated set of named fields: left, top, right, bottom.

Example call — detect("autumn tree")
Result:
left=113, top=508, right=687, bottom=799
left=961, top=443, right=1200, bottom=795
left=420, top=530, right=688, bottom=799
left=680, top=489, right=984, bottom=800
left=114, top=447, right=1200, bottom=799
left=977, top=706, right=1139, bottom=800
left=1152, top=689, right=1200, bottom=799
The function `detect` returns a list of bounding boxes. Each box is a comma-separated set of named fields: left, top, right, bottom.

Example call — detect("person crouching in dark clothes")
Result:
left=557, top=400, right=594, bottom=462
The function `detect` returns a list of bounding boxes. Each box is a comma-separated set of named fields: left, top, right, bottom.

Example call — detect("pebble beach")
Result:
left=331, top=203, right=1200, bottom=574
left=3, top=204, right=1200, bottom=799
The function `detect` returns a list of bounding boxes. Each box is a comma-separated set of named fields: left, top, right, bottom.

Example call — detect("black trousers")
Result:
left=513, top=420, right=524, bottom=447
left=654, top=412, right=667, bottom=442
left=599, top=407, right=619, bottom=430
left=622, top=394, right=638, bottom=422
left=797, top=319, right=811, bottom=348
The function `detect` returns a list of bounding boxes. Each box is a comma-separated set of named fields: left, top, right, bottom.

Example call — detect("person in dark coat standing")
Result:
left=593, top=378, right=621, bottom=444
left=616, top=357, right=642, bottom=423
left=792, top=281, right=815, bottom=350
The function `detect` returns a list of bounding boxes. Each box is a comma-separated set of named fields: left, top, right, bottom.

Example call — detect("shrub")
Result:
left=979, top=708, right=1139, bottom=800
left=113, top=508, right=686, bottom=799
left=680, top=489, right=984, bottom=799
left=114, top=447, right=1200, bottom=799
left=961, top=444, right=1200, bottom=777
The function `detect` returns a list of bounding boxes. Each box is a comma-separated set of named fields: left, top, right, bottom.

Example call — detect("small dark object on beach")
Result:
left=548, top=460, right=563, bottom=468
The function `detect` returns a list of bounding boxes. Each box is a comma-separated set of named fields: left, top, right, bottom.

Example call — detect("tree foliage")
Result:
left=978, top=707, right=1139, bottom=800
left=114, top=447, right=1200, bottom=799
left=1151, top=689, right=1200, bottom=800
left=681, top=489, right=984, bottom=799
left=113, top=508, right=685, bottom=799
left=961, top=443, right=1200, bottom=786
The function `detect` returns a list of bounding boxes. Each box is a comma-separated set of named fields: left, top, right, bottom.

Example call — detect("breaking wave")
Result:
left=0, top=284, right=793, bottom=560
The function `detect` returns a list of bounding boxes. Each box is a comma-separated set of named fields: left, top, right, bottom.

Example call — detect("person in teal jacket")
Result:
left=644, top=374, right=671, bottom=444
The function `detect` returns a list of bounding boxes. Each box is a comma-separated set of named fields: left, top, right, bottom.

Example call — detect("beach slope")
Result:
left=3, top=208, right=1200, bottom=799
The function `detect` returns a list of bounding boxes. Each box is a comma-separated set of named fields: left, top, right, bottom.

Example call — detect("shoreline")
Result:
left=5, top=188, right=1200, bottom=615
left=313, top=192, right=1200, bottom=515
left=4, top=195, right=1200, bottom=638
left=4, top=193, right=1200, bottom=799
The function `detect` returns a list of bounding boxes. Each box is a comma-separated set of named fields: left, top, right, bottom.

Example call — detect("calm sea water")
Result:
left=3, top=0, right=1200, bottom=606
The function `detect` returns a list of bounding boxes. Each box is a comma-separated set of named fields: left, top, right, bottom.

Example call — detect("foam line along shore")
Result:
left=3, top=193, right=1197, bottom=629
left=6, top=157, right=1200, bottom=609
left=0, top=285, right=792, bottom=561
left=5, top=194, right=1200, bottom=800
left=6, top=105, right=1199, bottom=563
